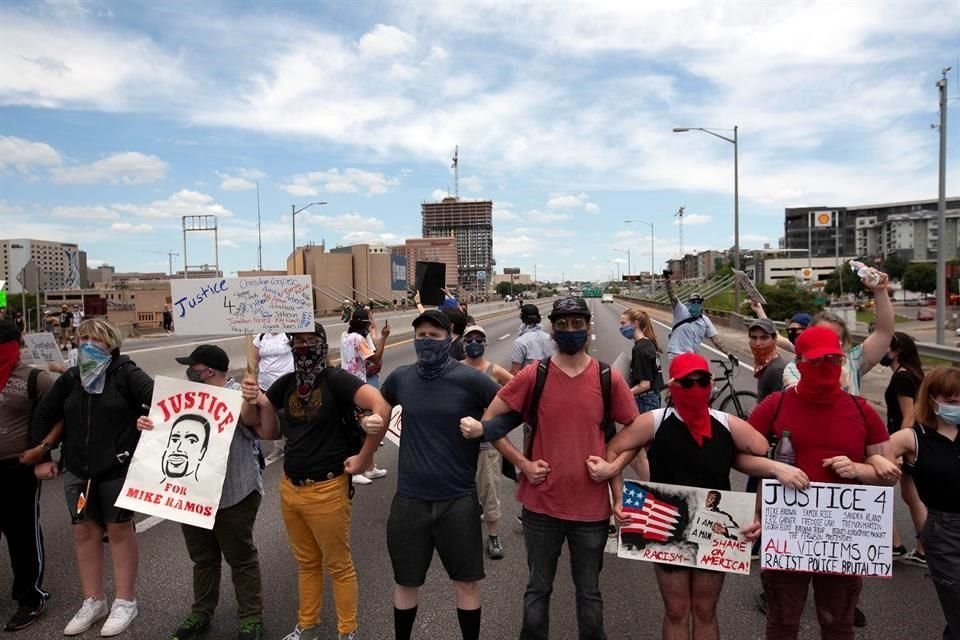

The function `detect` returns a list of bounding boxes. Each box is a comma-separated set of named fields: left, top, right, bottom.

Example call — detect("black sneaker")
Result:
left=751, top=539, right=761, bottom=560
left=237, top=619, right=263, bottom=640
left=172, top=614, right=210, bottom=640
left=4, top=601, right=45, bottom=632
left=754, top=591, right=768, bottom=615
left=854, top=607, right=866, bottom=628
left=487, top=535, right=504, bottom=560
left=891, top=545, right=907, bottom=557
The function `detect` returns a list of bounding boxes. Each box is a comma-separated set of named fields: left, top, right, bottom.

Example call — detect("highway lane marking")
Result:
left=499, top=334, right=511, bottom=340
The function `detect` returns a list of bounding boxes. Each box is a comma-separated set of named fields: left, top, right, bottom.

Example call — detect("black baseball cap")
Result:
left=412, top=309, right=452, bottom=332
left=548, top=296, right=592, bottom=321
left=0, top=319, right=21, bottom=344
left=175, top=345, right=230, bottom=372
left=350, top=308, right=371, bottom=323
left=520, top=304, right=541, bottom=319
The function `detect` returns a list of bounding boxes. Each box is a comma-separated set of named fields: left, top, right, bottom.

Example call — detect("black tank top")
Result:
left=648, top=408, right=736, bottom=490
left=905, top=424, right=960, bottom=513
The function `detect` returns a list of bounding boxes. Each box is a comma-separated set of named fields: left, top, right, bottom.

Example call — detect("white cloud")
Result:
left=0, top=135, right=61, bottom=172
left=218, top=239, right=240, bottom=248
left=431, top=189, right=451, bottom=201
left=493, top=207, right=519, bottom=222
left=216, top=171, right=256, bottom=191
left=584, top=202, right=599, bottom=213
left=283, top=168, right=400, bottom=196
left=528, top=209, right=572, bottom=223
left=111, top=222, right=153, bottom=233
left=546, top=192, right=598, bottom=212
left=113, top=189, right=234, bottom=219
left=357, top=24, right=416, bottom=57
left=340, top=231, right=402, bottom=245
left=298, top=212, right=385, bottom=233
left=51, top=152, right=166, bottom=185
left=236, top=168, right=266, bottom=180
left=461, top=175, right=484, bottom=193
left=51, top=205, right=119, bottom=220
left=681, top=214, right=713, bottom=225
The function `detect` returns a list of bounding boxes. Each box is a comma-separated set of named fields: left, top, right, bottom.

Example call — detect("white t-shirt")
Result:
left=253, top=333, right=294, bottom=392
left=340, top=331, right=374, bottom=383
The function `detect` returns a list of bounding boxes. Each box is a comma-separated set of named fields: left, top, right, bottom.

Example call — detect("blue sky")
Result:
left=2, top=0, right=958, bottom=283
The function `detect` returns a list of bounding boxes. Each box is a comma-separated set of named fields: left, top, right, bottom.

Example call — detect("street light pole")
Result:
left=673, top=126, right=741, bottom=310
left=936, top=68, right=950, bottom=345
left=291, top=202, right=327, bottom=276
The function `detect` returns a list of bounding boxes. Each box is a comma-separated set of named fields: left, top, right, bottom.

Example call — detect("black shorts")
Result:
left=387, top=492, right=484, bottom=586
left=63, top=470, right=133, bottom=526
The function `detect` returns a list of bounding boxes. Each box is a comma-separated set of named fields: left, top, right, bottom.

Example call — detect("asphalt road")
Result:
left=1, top=298, right=943, bottom=639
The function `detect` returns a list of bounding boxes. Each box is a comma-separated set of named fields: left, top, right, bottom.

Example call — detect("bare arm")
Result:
left=859, top=276, right=894, bottom=371
left=630, top=381, right=651, bottom=395
left=709, top=335, right=732, bottom=356
left=492, top=364, right=514, bottom=386
left=349, top=385, right=390, bottom=465
left=727, top=415, right=769, bottom=456
left=823, top=441, right=897, bottom=486
left=897, top=395, right=915, bottom=431
left=664, top=277, right=680, bottom=307
left=239, top=379, right=280, bottom=440
left=509, top=362, right=523, bottom=375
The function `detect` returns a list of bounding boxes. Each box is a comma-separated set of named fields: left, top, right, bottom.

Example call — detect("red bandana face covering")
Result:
left=0, top=341, right=20, bottom=393
left=671, top=384, right=714, bottom=446
left=751, top=343, right=778, bottom=378
left=795, top=360, right=842, bottom=402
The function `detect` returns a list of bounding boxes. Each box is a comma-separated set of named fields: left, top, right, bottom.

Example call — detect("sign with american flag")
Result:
left=616, top=480, right=755, bottom=575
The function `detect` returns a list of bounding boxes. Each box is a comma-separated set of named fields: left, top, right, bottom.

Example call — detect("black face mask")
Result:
left=787, top=328, right=803, bottom=345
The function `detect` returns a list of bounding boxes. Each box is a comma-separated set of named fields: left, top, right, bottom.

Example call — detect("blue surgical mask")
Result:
left=687, top=303, right=703, bottom=317
left=619, top=325, right=635, bottom=340
left=465, top=342, right=486, bottom=359
left=414, top=337, right=452, bottom=379
left=935, top=400, right=960, bottom=425
left=554, top=330, right=588, bottom=355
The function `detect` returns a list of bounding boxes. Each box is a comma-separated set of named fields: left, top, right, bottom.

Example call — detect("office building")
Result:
left=290, top=242, right=403, bottom=311
left=421, top=197, right=493, bottom=290
left=856, top=210, right=960, bottom=262
left=1, top=238, right=87, bottom=293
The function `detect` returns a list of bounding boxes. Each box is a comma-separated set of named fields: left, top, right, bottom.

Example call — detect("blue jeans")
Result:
left=635, top=391, right=661, bottom=414
left=520, top=508, right=608, bottom=640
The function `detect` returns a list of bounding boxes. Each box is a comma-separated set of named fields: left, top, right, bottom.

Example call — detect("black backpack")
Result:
left=524, top=356, right=614, bottom=459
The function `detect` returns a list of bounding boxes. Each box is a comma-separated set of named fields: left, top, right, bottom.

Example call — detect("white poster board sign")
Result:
left=115, top=376, right=242, bottom=529
left=616, top=480, right=755, bottom=574
left=761, top=480, right=894, bottom=578
left=170, top=276, right=315, bottom=336
left=22, top=332, right=64, bottom=364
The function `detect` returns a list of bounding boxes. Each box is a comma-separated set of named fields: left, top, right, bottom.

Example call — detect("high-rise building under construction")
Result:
left=421, top=197, right=493, bottom=291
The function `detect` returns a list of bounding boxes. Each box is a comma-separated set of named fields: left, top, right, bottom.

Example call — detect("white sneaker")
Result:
left=99, top=599, right=137, bottom=637
left=283, top=625, right=320, bottom=640
left=63, top=597, right=108, bottom=635
left=363, top=466, right=388, bottom=480
left=351, top=474, right=373, bottom=485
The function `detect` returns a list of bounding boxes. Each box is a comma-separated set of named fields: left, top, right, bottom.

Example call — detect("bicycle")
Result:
left=709, top=359, right=758, bottom=419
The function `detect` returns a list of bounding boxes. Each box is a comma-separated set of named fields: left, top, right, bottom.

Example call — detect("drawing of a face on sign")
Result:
left=162, top=414, right=210, bottom=481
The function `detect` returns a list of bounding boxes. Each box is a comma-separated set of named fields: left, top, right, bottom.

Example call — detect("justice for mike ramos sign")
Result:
left=115, top=376, right=243, bottom=529
left=761, top=480, right=894, bottom=578
left=169, top=275, right=314, bottom=336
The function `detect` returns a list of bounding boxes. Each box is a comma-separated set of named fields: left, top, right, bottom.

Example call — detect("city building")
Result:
left=492, top=272, right=532, bottom=286
left=750, top=253, right=856, bottom=286
left=2, top=238, right=87, bottom=293
left=391, top=238, right=459, bottom=289
left=289, top=242, right=405, bottom=311
left=421, top=197, right=493, bottom=290
left=784, top=197, right=960, bottom=262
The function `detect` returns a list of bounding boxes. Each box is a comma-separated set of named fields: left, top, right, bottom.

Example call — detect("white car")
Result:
left=601, top=293, right=614, bottom=303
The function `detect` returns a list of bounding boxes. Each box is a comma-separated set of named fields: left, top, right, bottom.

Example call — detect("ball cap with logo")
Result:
left=669, top=352, right=711, bottom=382
left=747, top=318, right=778, bottom=336
left=547, top=297, right=592, bottom=321
left=794, top=325, right=843, bottom=360
left=412, top=309, right=452, bottom=332
left=175, top=344, right=230, bottom=372
left=463, top=325, right=486, bottom=338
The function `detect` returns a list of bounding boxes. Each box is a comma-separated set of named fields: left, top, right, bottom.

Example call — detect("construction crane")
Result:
left=675, top=206, right=685, bottom=257
left=147, top=249, right=180, bottom=276
left=451, top=145, right=459, bottom=200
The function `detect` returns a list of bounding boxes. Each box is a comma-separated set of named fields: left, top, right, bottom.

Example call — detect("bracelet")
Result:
left=39, top=442, right=52, bottom=452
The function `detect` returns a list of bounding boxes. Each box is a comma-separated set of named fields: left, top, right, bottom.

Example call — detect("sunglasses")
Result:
left=801, top=354, right=844, bottom=366
left=464, top=338, right=486, bottom=345
left=675, top=375, right=712, bottom=389
left=553, top=317, right=589, bottom=331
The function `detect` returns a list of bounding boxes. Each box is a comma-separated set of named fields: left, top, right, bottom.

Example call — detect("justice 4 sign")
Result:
left=761, top=480, right=894, bottom=578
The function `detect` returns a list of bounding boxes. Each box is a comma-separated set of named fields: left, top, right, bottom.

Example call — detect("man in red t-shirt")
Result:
left=749, top=326, right=893, bottom=640
left=462, top=296, right=639, bottom=639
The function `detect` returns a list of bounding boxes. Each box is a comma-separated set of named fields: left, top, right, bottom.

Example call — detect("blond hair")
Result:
left=621, top=308, right=661, bottom=353
left=77, top=318, right=123, bottom=351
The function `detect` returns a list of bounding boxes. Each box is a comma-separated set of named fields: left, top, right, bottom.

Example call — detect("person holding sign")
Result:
left=593, top=352, right=807, bottom=640
left=136, top=345, right=265, bottom=640
left=748, top=326, right=893, bottom=640
left=239, top=323, right=389, bottom=640
left=31, top=318, right=154, bottom=637
left=867, top=366, right=960, bottom=640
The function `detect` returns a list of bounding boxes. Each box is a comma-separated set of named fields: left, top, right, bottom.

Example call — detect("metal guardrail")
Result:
left=616, top=294, right=960, bottom=365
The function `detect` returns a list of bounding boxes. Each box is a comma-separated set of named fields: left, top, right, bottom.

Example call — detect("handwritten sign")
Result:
left=115, top=376, right=242, bottom=529
left=761, top=480, right=893, bottom=578
left=733, top=269, right=766, bottom=304
left=22, top=332, right=64, bottom=364
left=616, top=480, right=755, bottom=574
left=169, top=276, right=315, bottom=336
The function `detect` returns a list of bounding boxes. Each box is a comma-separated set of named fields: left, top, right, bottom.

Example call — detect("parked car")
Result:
left=904, top=299, right=923, bottom=307
left=601, top=293, right=614, bottom=303
left=917, top=309, right=935, bottom=321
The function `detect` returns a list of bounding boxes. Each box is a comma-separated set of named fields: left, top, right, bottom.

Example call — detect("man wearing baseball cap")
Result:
left=663, top=276, right=737, bottom=367
left=510, top=303, right=556, bottom=374
left=240, top=324, right=389, bottom=640
left=747, top=318, right=786, bottom=403
left=138, top=344, right=265, bottom=640
left=748, top=326, right=893, bottom=640
left=379, top=309, right=501, bottom=640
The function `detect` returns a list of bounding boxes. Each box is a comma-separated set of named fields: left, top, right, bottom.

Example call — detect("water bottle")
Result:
left=773, top=430, right=796, bottom=466
left=849, top=260, right=881, bottom=287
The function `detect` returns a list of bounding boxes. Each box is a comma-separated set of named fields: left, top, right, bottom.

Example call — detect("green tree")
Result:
left=902, top=263, right=938, bottom=294
left=824, top=266, right=864, bottom=297
left=756, top=280, right=823, bottom=321
left=879, top=255, right=909, bottom=281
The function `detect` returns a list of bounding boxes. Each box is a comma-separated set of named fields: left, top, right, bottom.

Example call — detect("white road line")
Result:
left=127, top=335, right=244, bottom=354
left=499, top=334, right=511, bottom=340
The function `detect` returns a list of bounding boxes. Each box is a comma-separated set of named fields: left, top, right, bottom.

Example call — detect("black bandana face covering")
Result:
left=294, top=340, right=328, bottom=399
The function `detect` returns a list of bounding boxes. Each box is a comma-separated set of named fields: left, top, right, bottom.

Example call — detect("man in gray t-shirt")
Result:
left=510, top=304, right=556, bottom=374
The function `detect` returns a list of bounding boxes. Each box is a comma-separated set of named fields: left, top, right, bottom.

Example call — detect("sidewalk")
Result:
left=637, top=302, right=893, bottom=420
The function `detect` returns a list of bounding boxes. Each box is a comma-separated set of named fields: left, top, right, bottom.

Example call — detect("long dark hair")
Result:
left=891, top=331, right=924, bottom=384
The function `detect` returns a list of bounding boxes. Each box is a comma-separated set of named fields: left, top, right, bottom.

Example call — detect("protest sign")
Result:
left=115, top=376, right=243, bottom=529
left=733, top=269, right=766, bottom=304
left=169, top=276, right=314, bottom=336
left=616, top=480, right=755, bottom=574
left=384, top=405, right=403, bottom=447
left=22, top=332, right=64, bottom=364
left=761, top=480, right=893, bottom=578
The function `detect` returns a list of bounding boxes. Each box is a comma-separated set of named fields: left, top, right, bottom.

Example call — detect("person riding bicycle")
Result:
left=663, top=272, right=737, bottom=370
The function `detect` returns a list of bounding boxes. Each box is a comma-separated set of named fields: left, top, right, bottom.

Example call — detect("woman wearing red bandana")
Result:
left=592, top=352, right=808, bottom=640
left=748, top=326, right=895, bottom=640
